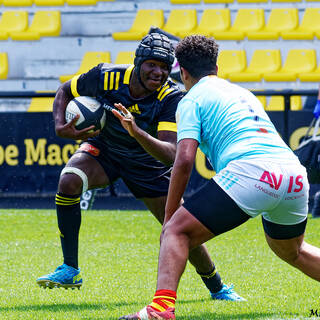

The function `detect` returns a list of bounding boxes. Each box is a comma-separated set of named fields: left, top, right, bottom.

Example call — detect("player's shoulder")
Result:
left=156, top=78, right=185, bottom=103
left=98, top=63, right=135, bottom=89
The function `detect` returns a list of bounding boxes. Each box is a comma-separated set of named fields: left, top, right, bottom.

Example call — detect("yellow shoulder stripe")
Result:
left=157, top=84, right=169, bottom=100
left=159, top=88, right=174, bottom=101
left=70, top=75, right=80, bottom=97
left=123, top=64, right=134, bottom=84
left=157, top=121, right=177, bottom=132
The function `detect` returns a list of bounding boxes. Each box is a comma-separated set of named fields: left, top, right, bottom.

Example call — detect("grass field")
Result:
left=0, top=209, right=319, bottom=320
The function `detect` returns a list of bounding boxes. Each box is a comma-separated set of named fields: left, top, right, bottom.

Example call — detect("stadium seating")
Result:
left=0, top=11, right=28, bottom=40
left=178, top=9, right=231, bottom=38
left=59, top=51, right=111, bottom=83
left=256, top=95, right=267, bottom=109
left=264, top=49, right=316, bottom=81
left=247, top=8, right=298, bottom=40
left=299, top=65, right=320, bottom=82
left=3, top=0, right=32, bottom=5
left=162, top=9, right=197, bottom=37
left=217, top=50, right=246, bottom=79
left=271, top=0, right=301, bottom=2
left=28, top=97, right=55, bottom=112
left=0, top=52, right=9, bottom=79
left=281, top=8, right=320, bottom=40
left=238, top=0, right=267, bottom=3
left=112, top=10, right=164, bottom=41
left=265, top=96, right=302, bottom=111
left=114, top=51, right=135, bottom=65
left=34, top=0, right=64, bottom=5
left=228, top=49, right=281, bottom=82
left=204, top=0, right=233, bottom=3
left=66, top=0, right=96, bottom=5
left=10, top=11, right=61, bottom=41
left=213, top=9, right=264, bottom=40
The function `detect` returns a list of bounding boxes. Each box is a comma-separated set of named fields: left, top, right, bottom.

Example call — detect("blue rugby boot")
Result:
left=211, top=284, right=246, bottom=301
left=36, top=264, right=82, bottom=290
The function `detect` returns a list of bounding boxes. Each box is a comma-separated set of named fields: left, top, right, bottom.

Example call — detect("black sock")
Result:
left=56, top=192, right=81, bottom=269
left=198, top=267, right=223, bottom=293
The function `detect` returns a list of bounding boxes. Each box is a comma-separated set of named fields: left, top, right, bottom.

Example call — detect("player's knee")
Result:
left=161, top=219, right=187, bottom=243
left=59, top=166, right=89, bottom=194
left=58, top=172, right=83, bottom=195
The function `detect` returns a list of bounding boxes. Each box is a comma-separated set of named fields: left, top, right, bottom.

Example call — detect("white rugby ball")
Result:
left=65, top=96, right=106, bottom=131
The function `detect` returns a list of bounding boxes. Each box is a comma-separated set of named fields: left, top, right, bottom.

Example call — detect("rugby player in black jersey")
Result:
left=36, top=33, right=244, bottom=301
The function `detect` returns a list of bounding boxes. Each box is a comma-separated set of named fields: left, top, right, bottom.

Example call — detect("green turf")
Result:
left=0, top=209, right=319, bottom=319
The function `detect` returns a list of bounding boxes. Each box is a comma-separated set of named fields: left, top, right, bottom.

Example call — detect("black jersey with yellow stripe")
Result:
left=70, top=63, right=184, bottom=152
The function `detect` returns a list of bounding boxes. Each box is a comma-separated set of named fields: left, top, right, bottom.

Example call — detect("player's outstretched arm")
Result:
left=112, top=102, right=177, bottom=166
left=53, top=81, right=100, bottom=140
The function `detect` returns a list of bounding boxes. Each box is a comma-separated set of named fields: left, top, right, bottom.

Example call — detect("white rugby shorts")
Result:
left=213, top=158, right=309, bottom=225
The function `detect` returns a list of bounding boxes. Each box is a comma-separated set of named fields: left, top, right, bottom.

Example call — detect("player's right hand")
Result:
left=55, top=114, right=100, bottom=140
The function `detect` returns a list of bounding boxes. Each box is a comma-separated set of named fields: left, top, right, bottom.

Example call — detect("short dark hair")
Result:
left=175, top=35, right=219, bottom=79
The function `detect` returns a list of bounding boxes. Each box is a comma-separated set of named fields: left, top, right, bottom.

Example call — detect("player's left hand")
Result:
left=112, top=103, right=137, bottom=137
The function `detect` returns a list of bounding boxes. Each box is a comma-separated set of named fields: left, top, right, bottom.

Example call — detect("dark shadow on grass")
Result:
left=1, top=303, right=296, bottom=320
left=1, top=301, right=296, bottom=320
left=0, top=301, right=138, bottom=313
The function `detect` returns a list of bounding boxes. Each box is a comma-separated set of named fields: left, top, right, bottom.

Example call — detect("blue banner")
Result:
left=0, top=111, right=315, bottom=202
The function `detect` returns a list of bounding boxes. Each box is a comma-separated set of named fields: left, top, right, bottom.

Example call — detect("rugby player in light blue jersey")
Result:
left=121, top=35, right=320, bottom=320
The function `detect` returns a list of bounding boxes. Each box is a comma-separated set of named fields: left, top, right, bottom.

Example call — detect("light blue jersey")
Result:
left=176, top=76, right=297, bottom=173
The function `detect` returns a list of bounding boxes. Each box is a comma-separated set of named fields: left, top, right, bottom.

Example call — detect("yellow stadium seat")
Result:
left=163, top=9, right=197, bottom=37
left=170, top=0, right=201, bottom=3
left=229, top=49, right=281, bottom=82
left=217, top=50, right=246, bottom=79
left=290, top=96, right=303, bottom=110
left=299, top=65, right=320, bottom=82
left=238, top=0, right=267, bottom=3
left=316, top=30, right=320, bottom=40
left=213, top=9, right=264, bottom=40
left=0, top=11, right=28, bottom=40
left=256, top=95, right=267, bottom=109
left=3, top=0, right=32, bottom=5
left=0, top=53, right=9, bottom=79
left=10, top=11, right=61, bottom=41
left=264, top=49, right=316, bottom=82
left=59, top=51, right=111, bottom=83
left=265, top=96, right=302, bottom=111
left=282, top=8, right=320, bottom=40
left=28, top=97, right=55, bottom=112
left=247, top=8, right=298, bottom=40
left=34, top=0, right=64, bottom=5
left=204, top=0, right=233, bottom=3
left=112, top=10, right=164, bottom=41
left=114, top=51, right=135, bottom=65
left=272, top=0, right=300, bottom=2
left=66, top=0, right=96, bottom=5
left=179, top=9, right=231, bottom=38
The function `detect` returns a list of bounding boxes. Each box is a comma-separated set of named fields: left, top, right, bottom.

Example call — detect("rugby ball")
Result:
left=65, top=96, right=106, bottom=131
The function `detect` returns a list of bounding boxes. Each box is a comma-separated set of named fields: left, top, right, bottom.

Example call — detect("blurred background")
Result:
left=0, top=0, right=319, bottom=209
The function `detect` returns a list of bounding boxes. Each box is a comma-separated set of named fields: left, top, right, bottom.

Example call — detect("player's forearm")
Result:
left=132, top=128, right=176, bottom=166
left=165, top=161, right=193, bottom=223
left=53, top=82, right=73, bottom=128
